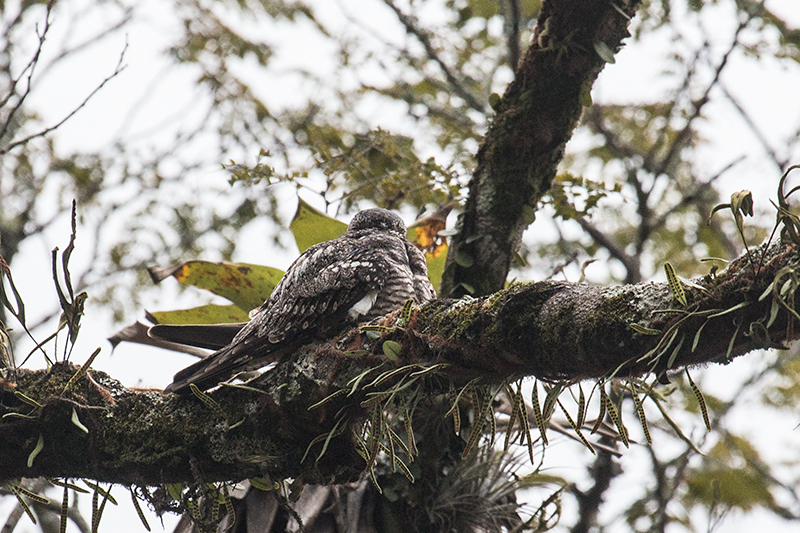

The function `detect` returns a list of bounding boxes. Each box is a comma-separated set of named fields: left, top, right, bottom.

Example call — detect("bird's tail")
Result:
left=162, top=345, right=250, bottom=394
left=148, top=323, right=246, bottom=350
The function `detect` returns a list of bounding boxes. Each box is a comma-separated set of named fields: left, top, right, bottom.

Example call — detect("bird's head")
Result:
left=347, top=208, right=406, bottom=235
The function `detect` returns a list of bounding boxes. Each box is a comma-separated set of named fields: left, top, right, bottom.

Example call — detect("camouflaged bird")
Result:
left=159, top=208, right=436, bottom=393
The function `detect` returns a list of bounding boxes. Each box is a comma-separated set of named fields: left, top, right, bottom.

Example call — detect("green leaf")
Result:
left=165, top=483, right=183, bottom=500
left=593, top=40, right=616, bottom=63
left=579, top=80, right=593, bottom=107
left=249, top=478, right=279, bottom=491
left=522, top=204, right=537, bottom=224
left=382, top=340, right=402, bottom=361
left=27, top=433, right=44, bottom=468
left=71, top=407, right=89, bottom=434
left=130, top=489, right=151, bottom=532
left=630, top=323, right=661, bottom=335
left=455, top=249, right=474, bottom=267
left=424, top=248, right=447, bottom=294
left=706, top=202, right=731, bottom=224
left=664, top=262, right=687, bottom=306
left=149, top=304, right=249, bottom=325
left=686, top=433, right=779, bottom=512
left=149, top=261, right=283, bottom=312
left=290, top=198, right=347, bottom=253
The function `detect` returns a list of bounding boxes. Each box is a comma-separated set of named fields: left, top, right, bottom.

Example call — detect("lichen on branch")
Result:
left=2, top=239, right=798, bottom=487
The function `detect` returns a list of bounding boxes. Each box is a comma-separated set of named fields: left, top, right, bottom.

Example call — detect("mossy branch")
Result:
left=1, top=240, right=798, bottom=486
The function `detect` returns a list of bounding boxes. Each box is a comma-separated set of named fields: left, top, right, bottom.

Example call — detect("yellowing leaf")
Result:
left=407, top=207, right=450, bottom=294
left=407, top=206, right=449, bottom=251
left=290, top=198, right=347, bottom=253
left=149, top=304, right=249, bottom=325
left=408, top=217, right=448, bottom=293
left=149, top=261, right=283, bottom=312
left=249, top=478, right=279, bottom=491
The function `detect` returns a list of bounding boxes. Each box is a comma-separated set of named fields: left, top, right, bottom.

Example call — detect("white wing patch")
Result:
left=348, top=290, right=378, bottom=319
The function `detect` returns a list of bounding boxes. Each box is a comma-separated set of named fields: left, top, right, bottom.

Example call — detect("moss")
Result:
left=498, top=283, right=562, bottom=342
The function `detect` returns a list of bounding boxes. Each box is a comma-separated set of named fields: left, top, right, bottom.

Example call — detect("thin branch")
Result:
left=381, top=0, right=486, bottom=113
left=0, top=1, right=54, bottom=143
left=364, top=81, right=478, bottom=131
left=0, top=481, right=91, bottom=533
left=649, top=156, right=744, bottom=238
left=629, top=165, right=652, bottom=261
left=505, top=0, right=521, bottom=71
left=34, top=7, right=134, bottom=84
left=641, top=30, right=704, bottom=174
left=570, top=437, right=616, bottom=533
left=718, top=80, right=788, bottom=171
left=0, top=496, right=25, bottom=533
left=0, top=41, right=128, bottom=156
left=32, top=496, right=92, bottom=533
left=583, top=104, right=745, bottom=269
left=651, top=2, right=765, bottom=179
left=575, top=216, right=641, bottom=283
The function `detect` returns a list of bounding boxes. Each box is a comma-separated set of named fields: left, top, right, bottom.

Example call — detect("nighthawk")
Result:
left=158, top=208, right=436, bottom=393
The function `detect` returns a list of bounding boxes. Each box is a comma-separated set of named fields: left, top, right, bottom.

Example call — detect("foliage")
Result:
left=2, top=0, right=800, bottom=532
left=137, top=197, right=447, bottom=332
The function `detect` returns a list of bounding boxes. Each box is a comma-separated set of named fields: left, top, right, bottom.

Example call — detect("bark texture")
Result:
left=2, top=240, right=797, bottom=486
left=440, top=0, right=643, bottom=297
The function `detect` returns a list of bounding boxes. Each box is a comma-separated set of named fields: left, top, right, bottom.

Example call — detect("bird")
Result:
left=159, top=208, right=436, bottom=393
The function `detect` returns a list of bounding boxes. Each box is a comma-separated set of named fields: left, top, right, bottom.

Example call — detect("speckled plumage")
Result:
left=162, top=208, right=435, bottom=393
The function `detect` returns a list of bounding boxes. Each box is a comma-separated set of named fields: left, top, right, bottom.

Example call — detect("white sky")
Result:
left=3, top=0, right=800, bottom=532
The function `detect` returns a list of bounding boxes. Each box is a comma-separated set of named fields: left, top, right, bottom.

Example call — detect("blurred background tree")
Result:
left=2, top=0, right=800, bottom=531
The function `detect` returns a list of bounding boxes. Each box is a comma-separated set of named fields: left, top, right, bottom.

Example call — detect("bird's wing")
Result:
left=164, top=235, right=396, bottom=393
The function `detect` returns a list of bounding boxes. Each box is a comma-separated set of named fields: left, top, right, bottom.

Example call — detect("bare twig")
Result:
left=718, top=81, right=787, bottom=171
left=0, top=1, right=55, bottom=143
left=575, top=216, right=641, bottom=283
left=381, top=0, right=486, bottom=113
left=650, top=156, right=744, bottom=232
left=651, top=2, right=765, bottom=179
left=0, top=40, right=128, bottom=156
left=35, top=7, right=134, bottom=83
left=0, top=480, right=91, bottom=533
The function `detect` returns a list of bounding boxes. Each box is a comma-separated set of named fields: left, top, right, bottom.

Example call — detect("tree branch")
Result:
left=650, top=5, right=760, bottom=180
left=504, top=0, right=521, bottom=71
left=2, top=238, right=798, bottom=485
left=0, top=41, right=127, bottom=156
left=0, top=1, right=54, bottom=145
left=575, top=216, right=640, bottom=282
left=440, top=0, right=643, bottom=297
left=381, top=0, right=487, bottom=114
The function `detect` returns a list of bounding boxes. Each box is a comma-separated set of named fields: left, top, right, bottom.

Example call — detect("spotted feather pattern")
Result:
left=164, top=208, right=436, bottom=393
